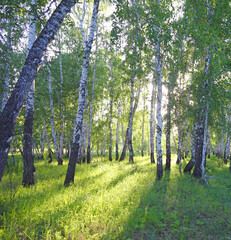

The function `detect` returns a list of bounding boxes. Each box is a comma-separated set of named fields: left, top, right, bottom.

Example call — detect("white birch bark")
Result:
left=65, top=0, right=99, bottom=185
left=87, top=34, right=98, bottom=163
left=155, top=21, right=163, bottom=179
left=109, top=64, right=114, bottom=161
left=201, top=102, right=209, bottom=184
left=22, top=0, right=37, bottom=186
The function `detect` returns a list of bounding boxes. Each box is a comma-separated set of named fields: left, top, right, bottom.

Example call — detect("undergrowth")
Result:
left=0, top=154, right=230, bottom=239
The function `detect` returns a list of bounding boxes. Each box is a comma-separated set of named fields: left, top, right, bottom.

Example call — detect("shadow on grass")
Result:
left=119, top=171, right=171, bottom=240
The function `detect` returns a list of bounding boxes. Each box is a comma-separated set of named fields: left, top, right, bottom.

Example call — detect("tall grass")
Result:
left=0, top=154, right=230, bottom=239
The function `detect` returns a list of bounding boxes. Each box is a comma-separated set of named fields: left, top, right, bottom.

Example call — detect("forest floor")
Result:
left=0, top=153, right=231, bottom=240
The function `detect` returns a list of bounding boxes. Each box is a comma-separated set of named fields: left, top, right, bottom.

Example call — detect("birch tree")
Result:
left=22, top=0, right=37, bottom=186
left=87, top=32, right=98, bottom=163
left=64, top=0, right=99, bottom=186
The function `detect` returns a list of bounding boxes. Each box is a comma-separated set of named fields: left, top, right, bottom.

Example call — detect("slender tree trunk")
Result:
left=150, top=79, right=156, bottom=164
left=39, top=125, right=44, bottom=158
left=141, top=94, right=146, bottom=157
left=41, top=116, right=52, bottom=163
left=184, top=132, right=189, bottom=158
left=64, top=0, right=99, bottom=186
left=201, top=103, right=209, bottom=184
left=193, top=51, right=211, bottom=178
left=47, top=66, right=62, bottom=165
left=128, top=67, right=136, bottom=164
left=59, top=36, right=64, bottom=162
left=87, top=36, right=98, bottom=163
left=155, top=24, right=163, bottom=179
left=109, top=66, right=114, bottom=161
left=22, top=0, right=37, bottom=186
left=207, top=127, right=211, bottom=158
left=224, top=135, right=230, bottom=165
left=116, top=102, right=121, bottom=160
left=165, top=73, right=172, bottom=170
left=119, top=81, right=141, bottom=161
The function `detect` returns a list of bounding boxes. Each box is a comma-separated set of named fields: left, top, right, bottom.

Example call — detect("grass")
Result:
left=0, top=154, right=231, bottom=239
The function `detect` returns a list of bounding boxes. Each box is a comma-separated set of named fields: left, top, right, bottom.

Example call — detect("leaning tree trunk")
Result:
left=87, top=36, right=98, bottom=163
left=64, top=0, right=99, bottom=186
left=47, top=65, right=62, bottom=165
left=155, top=23, right=163, bottom=179
left=0, top=0, right=76, bottom=183
left=22, top=0, right=37, bottom=186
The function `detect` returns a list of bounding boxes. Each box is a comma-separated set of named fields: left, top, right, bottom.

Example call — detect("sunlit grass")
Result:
left=0, top=154, right=231, bottom=239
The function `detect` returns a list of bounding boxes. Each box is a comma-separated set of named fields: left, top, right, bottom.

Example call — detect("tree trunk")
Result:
left=128, top=67, right=136, bottom=164
left=59, top=36, right=64, bottom=162
left=207, top=127, right=211, bottom=158
left=22, top=0, right=37, bottom=186
left=116, top=102, right=121, bottom=160
left=201, top=103, right=209, bottom=184
left=64, top=0, right=99, bottom=186
left=87, top=36, right=98, bottom=163
left=150, top=78, right=156, bottom=164
left=224, top=135, right=230, bottom=165
left=141, top=93, right=146, bottom=157
left=41, top=116, right=52, bottom=163
left=119, top=81, right=141, bottom=161
left=165, top=91, right=171, bottom=170
left=47, top=65, right=62, bottom=165
left=109, top=65, right=114, bottom=161
left=155, top=24, right=163, bottom=179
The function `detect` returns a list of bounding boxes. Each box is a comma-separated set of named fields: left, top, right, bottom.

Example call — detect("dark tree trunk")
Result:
left=48, top=148, right=53, bottom=163
left=0, top=0, right=76, bottom=182
left=184, top=126, right=196, bottom=173
left=192, top=122, right=204, bottom=178
left=116, top=143, right=119, bottom=160
left=87, top=145, right=91, bottom=163
left=22, top=107, right=35, bottom=186
left=119, top=128, right=129, bottom=161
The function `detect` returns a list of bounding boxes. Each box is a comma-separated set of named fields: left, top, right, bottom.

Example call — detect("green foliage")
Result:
left=0, top=154, right=231, bottom=239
